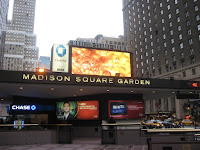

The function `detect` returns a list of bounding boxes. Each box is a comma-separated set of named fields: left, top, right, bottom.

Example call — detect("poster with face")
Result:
left=56, top=101, right=99, bottom=120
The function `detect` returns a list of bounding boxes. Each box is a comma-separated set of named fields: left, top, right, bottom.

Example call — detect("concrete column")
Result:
left=152, top=99, right=156, bottom=113
left=168, top=97, right=173, bottom=112
left=175, top=98, right=188, bottom=120
left=161, top=98, right=167, bottom=112
left=145, top=100, right=151, bottom=114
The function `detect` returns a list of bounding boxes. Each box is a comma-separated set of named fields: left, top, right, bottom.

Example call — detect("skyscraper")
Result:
left=0, top=0, right=9, bottom=69
left=123, top=0, right=200, bottom=81
left=1, top=0, right=39, bottom=71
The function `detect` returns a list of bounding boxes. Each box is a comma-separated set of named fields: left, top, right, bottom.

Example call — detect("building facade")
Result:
left=122, top=0, right=200, bottom=119
left=0, top=0, right=9, bottom=70
left=39, top=56, right=50, bottom=70
left=123, top=0, right=200, bottom=80
left=69, top=35, right=127, bottom=51
left=1, top=0, right=39, bottom=71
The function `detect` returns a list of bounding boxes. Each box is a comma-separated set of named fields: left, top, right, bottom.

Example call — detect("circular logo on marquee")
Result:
left=56, top=45, right=66, bottom=57
left=31, top=105, right=37, bottom=111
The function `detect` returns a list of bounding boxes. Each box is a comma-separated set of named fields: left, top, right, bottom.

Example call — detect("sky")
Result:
left=33, top=0, right=124, bottom=57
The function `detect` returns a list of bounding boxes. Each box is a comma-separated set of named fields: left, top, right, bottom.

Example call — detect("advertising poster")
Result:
left=77, top=101, right=99, bottom=120
left=56, top=101, right=77, bottom=121
left=52, top=44, right=69, bottom=73
left=56, top=101, right=99, bottom=120
left=108, top=100, right=145, bottom=119
left=72, top=47, right=131, bottom=77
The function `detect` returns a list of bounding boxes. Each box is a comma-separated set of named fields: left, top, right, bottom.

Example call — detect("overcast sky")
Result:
left=33, top=0, right=124, bottom=57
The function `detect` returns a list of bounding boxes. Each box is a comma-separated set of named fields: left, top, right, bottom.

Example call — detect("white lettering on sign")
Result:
left=11, top=105, right=36, bottom=111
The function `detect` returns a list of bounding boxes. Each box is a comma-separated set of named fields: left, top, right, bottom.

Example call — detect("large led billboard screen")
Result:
left=72, top=47, right=132, bottom=77
left=108, top=100, right=145, bottom=119
left=56, top=101, right=99, bottom=120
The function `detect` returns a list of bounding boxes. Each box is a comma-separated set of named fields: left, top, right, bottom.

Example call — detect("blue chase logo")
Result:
left=56, top=45, right=66, bottom=57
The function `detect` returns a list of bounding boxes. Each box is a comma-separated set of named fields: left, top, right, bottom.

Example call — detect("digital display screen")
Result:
left=108, top=100, right=145, bottom=119
left=56, top=101, right=99, bottom=120
left=110, top=102, right=127, bottom=115
left=72, top=47, right=131, bottom=77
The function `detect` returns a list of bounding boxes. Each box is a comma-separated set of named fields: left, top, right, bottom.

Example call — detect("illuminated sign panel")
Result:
left=192, top=83, right=198, bottom=88
left=72, top=47, right=132, bottom=77
left=52, top=44, right=69, bottom=73
left=56, top=101, right=99, bottom=120
left=11, top=105, right=37, bottom=111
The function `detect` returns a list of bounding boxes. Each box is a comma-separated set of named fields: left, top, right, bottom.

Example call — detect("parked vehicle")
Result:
left=145, top=120, right=163, bottom=128
left=181, top=119, right=198, bottom=126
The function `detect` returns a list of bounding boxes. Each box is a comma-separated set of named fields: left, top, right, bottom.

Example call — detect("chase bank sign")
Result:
left=11, top=105, right=37, bottom=111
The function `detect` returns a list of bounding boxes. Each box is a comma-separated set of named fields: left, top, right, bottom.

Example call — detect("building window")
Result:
left=188, top=29, right=192, bottom=35
left=168, top=14, right=172, bottom=19
left=167, top=5, right=170, bottom=10
left=189, top=39, right=193, bottom=45
left=181, top=60, right=185, bottom=67
left=166, top=66, right=169, bottom=72
left=159, top=68, right=162, bottom=75
left=169, top=22, right=173, bottom=27
left=176, top=9, right=179, bottom=14
left=171, top=39, right=174, bottom=44
left=190, top=49, right=194, bottom=55
left=186, top=20, right=190, bottom=26
left=177, top=17, right=180, bottom=22
left=184, top=3, right=188, bottom=8
left=198, top=24, right=200, bottom=31
left=165, top=59, right=168, bottom=64
left=172, top=56, right=176, bottom=61
left=179, top=34, right=183, bottom=40
left=163, top=34, right=166, bottom=39
left=196, top=15, right=200, bottom=21
left=170, top=30, right=173, bottom=35
left=152, top=56, right=155, bottom=61
left=164, top=50, right=168, bottom=56
left=195, top=6, right=198, bottom=11
left=180, top=43, right=184, bottom=49
left=185, top=11, right=189, bottom=17
left=172, top=47, right=175, bottom=53
left=190, top=57, right=195, bottom=64
left=192, top=68, right=196, bottom=75
left=181, top=52, right=184, bottom=59
left=173, top=63, right=177, bottom=70
left=182, top=71, right=186, bottom=77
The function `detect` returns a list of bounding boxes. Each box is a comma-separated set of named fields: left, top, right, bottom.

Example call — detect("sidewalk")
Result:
left=0, top=144, right=148, bottom=150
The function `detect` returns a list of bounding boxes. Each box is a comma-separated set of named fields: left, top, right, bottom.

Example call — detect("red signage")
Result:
left=192, top=83, right=198, bottom=88
left=77, top=101, right=99, bottom=120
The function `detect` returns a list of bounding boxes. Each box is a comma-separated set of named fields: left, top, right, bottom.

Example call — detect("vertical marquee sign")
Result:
left=51, top=44, right=69, bottom=73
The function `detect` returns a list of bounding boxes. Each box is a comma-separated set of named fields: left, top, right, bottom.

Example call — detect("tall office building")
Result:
left=122, top=0, right=200, bottom=119
left=123, top=0, right=200, bottom=81
left=1, top=0, right=39, bottom=71
left=0, top=0, right=9, bottom=69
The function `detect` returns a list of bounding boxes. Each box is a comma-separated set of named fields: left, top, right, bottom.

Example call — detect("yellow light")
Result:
left=107, top=89, right=110, bottom=92
left=51, top=88, right=54, bottom=91
left=1, top=99, right=3, bottom=101
left=74, top=95, right=76, bottom=97
left=38, top=68, right=45, bottom=72
left=131, top=91, right=133, bottom=93
left=172, top=91, right=175, bottom=94
left=20, top=87, right=23, bottom=90
left=152, top=91, right=156, bottom=93
left=80, top=89, right=83, bottom=91
left=189, top=92, right=193, bottom=94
